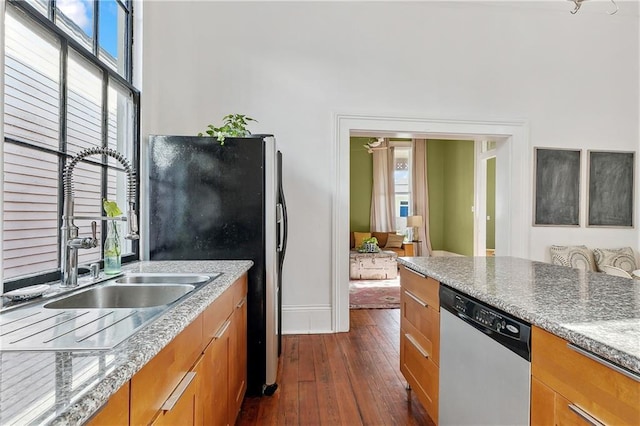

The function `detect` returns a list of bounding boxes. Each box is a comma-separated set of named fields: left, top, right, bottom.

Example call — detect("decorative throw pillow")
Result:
left=549, top=245, right=596, bottom=272
left=353, top=232, right=372, bottom=248
left=384, top=233, right=405, bottom=249
left=593, top=247, right=637, bottom=273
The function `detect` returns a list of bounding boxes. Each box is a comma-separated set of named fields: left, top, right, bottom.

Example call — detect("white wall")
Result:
left=141, top=1, right=639, bottom=333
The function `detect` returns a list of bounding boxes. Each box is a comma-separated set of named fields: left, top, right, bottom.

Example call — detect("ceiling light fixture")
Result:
left=569, top=0, right=618, bottom=15
left=363, top=137, right=387, bottom=154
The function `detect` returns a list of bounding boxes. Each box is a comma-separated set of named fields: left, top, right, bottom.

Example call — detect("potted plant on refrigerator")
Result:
left=198, top=114, right=257, bottom=145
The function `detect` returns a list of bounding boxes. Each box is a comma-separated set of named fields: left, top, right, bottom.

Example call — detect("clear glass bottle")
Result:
left=104, top=220, right=121, bottom=274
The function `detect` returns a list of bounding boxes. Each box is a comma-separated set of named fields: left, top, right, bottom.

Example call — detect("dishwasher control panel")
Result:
left=440, top=284, right=532, bottom=362
left=452, top=294, right=522, bottom=339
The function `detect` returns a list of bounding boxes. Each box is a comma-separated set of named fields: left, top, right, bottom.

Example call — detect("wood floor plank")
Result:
left=237, top=309, right=432, bottom=425
left=309, top=334, right=343, bottom=425
left=322, top=333, right=364, bottom=425
left=280, top=336, right=300, bottom=425
left=338, top=314, right=391, bottom=424
left=298, top=379, right=321, bottom=424
left=298, top=334, right=316, bottom=382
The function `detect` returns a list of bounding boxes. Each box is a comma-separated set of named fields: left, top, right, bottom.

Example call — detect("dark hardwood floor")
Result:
left=237, top=309, right=433, bottom=425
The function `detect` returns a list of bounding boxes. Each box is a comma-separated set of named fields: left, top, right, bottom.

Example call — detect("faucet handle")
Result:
left=91, top=221, right=97, bottom=240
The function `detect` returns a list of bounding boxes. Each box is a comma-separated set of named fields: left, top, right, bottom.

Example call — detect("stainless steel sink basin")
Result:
left=0, top=271, right=222, bottom=351
left=43, top=284, right=195, bottom=309
left=115, top=273, right=211, bottom=285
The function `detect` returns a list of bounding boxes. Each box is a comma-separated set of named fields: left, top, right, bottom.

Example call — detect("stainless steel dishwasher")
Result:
left=439, top=285, right=531, bottom=426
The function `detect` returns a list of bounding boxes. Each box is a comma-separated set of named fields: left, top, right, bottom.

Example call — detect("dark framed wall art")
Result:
left=587, top=150, right=634, bottom=228
left=534, top=148, right=581, bottom=226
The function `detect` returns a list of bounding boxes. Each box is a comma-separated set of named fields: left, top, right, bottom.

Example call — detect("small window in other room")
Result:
left=393, top=143, right=412, bottom=239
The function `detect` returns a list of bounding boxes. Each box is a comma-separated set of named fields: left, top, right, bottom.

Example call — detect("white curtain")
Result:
left=370, top=140, right=395, bottom=232
left=412, top=139, right=433, bottom=256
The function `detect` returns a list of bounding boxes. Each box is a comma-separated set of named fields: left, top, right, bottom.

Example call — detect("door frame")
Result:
left=474, top=140, right=500, bottom=256
left=333, top=113, right=530, bottom=332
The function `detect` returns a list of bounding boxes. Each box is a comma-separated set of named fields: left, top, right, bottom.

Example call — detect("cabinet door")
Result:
left=87, top=382, right=130, bottom=426
left=203, top=319, right=231, bottom=426
left=400, top=330, right=439, bottom=424
left=131, top=315, right=203, bottom=425
left=531, top=377, right=555, bottom=426
left=532, top=327, right=640, bottom=425
left=151, top=359, right=201, bottom=426
left=228, top=295, right=247, bottom=423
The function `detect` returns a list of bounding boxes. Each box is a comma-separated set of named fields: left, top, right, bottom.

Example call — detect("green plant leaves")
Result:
left=103, top=199, right=123, bottom=217
left=198, top=114, right=257, bottom=145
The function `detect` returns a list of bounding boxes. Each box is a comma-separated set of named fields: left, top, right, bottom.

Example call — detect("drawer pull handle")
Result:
left=568, top=403, right=605, bottom=426
left=405, top=333, right=430, bottom=358
left=404, top=290, right=428, bottom=308
left=236, top=297, right=246, bottom=309
left=567, top=343, right=640, bottom=382
left=214, top=319, right=231, bottom=340
left=405, top=267, right=427, bottom=278
left=161, top=371, right=196, bottom=412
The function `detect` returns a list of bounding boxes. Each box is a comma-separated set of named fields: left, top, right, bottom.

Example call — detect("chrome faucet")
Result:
left=61, top=147, right=139, bottom=287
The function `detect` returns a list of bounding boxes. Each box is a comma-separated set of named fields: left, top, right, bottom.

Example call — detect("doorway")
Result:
left=334, top=114, right=530, bottom=333
left=474, top=140, right=501, bottom=257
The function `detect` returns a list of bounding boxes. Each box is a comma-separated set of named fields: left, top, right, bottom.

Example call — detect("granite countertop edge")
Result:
left=48, top=260, right=254, bottom=426
left=397, top=257, right=640, bottom=376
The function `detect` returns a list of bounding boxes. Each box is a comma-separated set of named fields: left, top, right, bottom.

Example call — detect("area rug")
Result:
left=349, top=277, right=400, bottom=309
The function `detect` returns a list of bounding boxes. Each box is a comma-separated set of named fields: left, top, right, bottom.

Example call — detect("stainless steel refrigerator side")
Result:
left=264, top=136, right=279, bottom=392
left=276, top=150, right=287, bottom=357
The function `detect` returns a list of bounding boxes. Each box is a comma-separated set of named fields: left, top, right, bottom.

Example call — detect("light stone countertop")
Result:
left=397, top=256, right=640, bottom=375
left=0, top=260, right=253, bottom=426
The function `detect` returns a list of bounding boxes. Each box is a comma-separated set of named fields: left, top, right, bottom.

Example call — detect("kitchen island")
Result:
left=397, top=255, right=639, bottom=425
left=0, top=260, right=252, bottom=425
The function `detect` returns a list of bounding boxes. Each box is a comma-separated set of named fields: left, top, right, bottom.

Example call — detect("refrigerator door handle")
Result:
left=277, top=203, right=284, bottom=252
left=280, top=194, right=288, bottom=259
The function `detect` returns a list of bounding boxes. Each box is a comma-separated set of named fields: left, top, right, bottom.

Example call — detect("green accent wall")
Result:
left=486, top=157, right=496, bottom=250
left=350, top=137, right=475, bottom=256
left=427, top=142, right=445, bottom=250
left=350, top=137, right=373, bottom=232
left=427, top=140, right=475, bottom=256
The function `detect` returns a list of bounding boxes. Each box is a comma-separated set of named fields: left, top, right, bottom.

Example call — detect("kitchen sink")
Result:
left=115, top=273, right=212, bottom=285
left=43, top=284, right=196, bottom=309
left=0, top=272, right=221, bottom=351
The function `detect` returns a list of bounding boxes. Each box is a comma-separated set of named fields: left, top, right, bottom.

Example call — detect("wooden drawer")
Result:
left=531, top=377, right=555, bottom=426
left=131, top=315, right=204, bottom=425
left=401, top=292, right=440, bottom=366
left=151, top=357, right=201, bottom=426
left=532, top=327, right=640, bottom=425
left=400, top=266, right=439, bottom=309
left=400, top=330, right=439, bottom=424
left=230, top=273, right=248, bottom=307
left=204, top=286, right=234, bottom=342
left=203, top=276, right=247, bottom=342
left=87, top=382, right=130, bottom=426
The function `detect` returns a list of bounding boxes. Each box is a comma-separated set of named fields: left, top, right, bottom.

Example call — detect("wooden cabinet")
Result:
left=87, top=382, right=130, bottom=426
left=151, top=358, right=202, bottom=426
left=96, top=273, right=247, bottom=426
left=228, top=288, right=248, bottom=422
left=399, top=265, right=440, bottom=424
left=200, top=273, right=248, bottom=426
left=531, top=326, right=640, bottom=426
left=131, top=313, right=204, bottom=425
left=202, top=322, right=230, bottom=426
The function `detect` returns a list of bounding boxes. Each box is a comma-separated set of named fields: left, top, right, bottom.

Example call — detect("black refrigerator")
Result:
left=147, top=135, right=288, bottom=396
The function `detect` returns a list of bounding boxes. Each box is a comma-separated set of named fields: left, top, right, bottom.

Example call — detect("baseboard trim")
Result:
left=282, top=304, right=333, bottom=334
